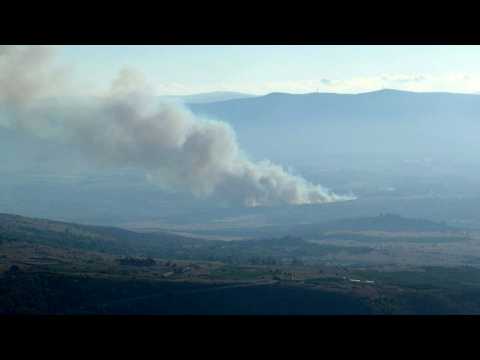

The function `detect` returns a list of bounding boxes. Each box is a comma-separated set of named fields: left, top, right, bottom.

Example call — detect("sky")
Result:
left=57, top=45, right=480, bottom=96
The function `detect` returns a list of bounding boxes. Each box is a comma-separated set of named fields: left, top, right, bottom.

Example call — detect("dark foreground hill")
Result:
left=0, top=213, right=374, bottom=314
left=2, top=212, right=480, bottom=314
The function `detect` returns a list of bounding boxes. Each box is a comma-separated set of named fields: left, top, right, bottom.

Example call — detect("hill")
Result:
left=190, top=89, right=480, bottom=126
left=0, top=212, right=371, bottom=265
left=189, top=89, right=480, bottom=165
left=0, top=212, right=200, bottom=257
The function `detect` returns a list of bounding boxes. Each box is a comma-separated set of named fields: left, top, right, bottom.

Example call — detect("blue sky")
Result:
left=57, top=45, right=480, bottom=96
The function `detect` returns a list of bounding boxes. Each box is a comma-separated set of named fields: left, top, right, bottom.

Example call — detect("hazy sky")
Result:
left=58, top=45, right=480, bottom=96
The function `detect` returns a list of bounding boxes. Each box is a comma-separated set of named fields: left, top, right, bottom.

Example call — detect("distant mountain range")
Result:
left=189, top=89, right=480, bottom=165
left=190, top=89, right=480, bottom=123
left=160, top=91, right=256, bottom=104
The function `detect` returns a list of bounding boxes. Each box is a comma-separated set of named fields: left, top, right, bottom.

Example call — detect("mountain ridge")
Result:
left=187, top=88, right=480, bottom=164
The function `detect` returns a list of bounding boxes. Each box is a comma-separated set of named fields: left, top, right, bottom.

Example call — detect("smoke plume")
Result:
left=0, top=45, right=354, bottom=207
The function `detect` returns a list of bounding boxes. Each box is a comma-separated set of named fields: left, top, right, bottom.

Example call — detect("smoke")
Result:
left=0, top=45, right=354, bottom=207
left=0, top=45, right=64, bottom=107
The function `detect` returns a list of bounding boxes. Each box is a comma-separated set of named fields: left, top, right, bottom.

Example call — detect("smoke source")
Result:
left=0, top=45, right=354, bottom=207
